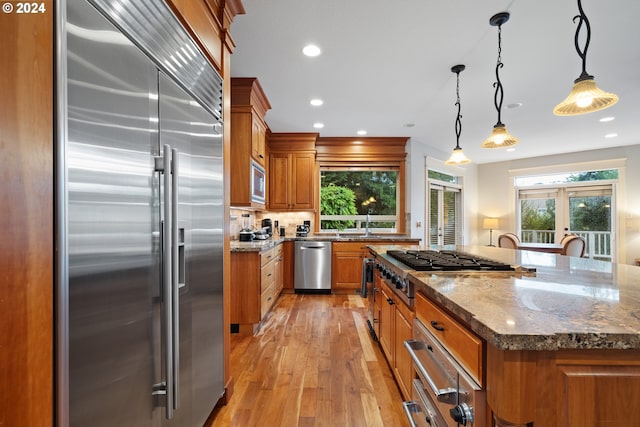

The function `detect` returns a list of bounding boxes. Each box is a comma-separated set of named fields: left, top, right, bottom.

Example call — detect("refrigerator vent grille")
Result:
left=88, top=0, right=223, bottom=120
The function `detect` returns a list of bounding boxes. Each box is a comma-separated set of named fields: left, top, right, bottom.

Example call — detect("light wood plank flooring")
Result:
left=208, top=293, right=410, bottom=427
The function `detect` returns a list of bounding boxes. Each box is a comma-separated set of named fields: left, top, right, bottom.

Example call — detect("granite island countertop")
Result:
left=369, top=244, right=640, bottom=351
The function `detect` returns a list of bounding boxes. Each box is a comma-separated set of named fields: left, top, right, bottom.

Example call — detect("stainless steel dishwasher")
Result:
left=294, top=240, right=332, bottom=293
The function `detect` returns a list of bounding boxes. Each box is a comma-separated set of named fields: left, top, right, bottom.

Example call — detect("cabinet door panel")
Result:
left=331, top=251, right=362, bottom=293
left=394, top=307, right=414, bottom=400
left=379, top=284, right=394, bottom=363
left=269, top=153, right=290, bottom=209
left=292, top=153, right=314, bottom=209
left=557, top=364, right=640, bottom=427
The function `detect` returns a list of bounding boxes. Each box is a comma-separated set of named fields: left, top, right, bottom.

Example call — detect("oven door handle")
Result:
left=405, top=339, right=458, bottom=404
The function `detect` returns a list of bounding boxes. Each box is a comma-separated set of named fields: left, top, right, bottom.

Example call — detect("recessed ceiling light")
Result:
left=506, top=148, right=516, bottom=152
left=403, top=123, right=415, bottom=128
left=600, top=116, right=615, bottom=122
left=302, top=44, right=321, bottom=57
left=313, top=122, right=324, bottom=129
left=605, top=133, right=618, bottom=138
left=310, top=99, right=323, bottom=106
left=357, top=130, right=367, bottom=135
left=507, top=102, right=523, bottom=109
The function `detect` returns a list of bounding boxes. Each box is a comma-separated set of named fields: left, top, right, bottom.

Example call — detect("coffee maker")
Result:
left=261, top=218, right=273, bottom=237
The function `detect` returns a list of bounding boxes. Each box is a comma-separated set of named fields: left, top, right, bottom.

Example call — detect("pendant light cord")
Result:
left=573, top=0, right=593, bottom=81
left=493, top=23, right=505, bottom=126
left=454, top=69, right=462, bottom=149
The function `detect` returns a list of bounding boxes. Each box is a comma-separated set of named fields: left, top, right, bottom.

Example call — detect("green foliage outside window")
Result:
left=320, top=184, right=357, bottom=230
left=320, top=170, right=398, bottom=231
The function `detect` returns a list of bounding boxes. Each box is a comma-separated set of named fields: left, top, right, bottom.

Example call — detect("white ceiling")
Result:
left=230, top=0, right=640, bottom=164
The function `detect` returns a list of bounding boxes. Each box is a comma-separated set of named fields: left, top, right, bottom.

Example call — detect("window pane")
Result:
left=320, top=170, right=398, bottom=232
left=429, top=188, right=438, bottom=245
left=520, top=198, right=556, bottom=243
left=442, top=190, right=457, bottom=245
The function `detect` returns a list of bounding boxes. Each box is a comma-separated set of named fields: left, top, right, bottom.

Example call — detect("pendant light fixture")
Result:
left=445, top=65, right=471, bottom=165
left=553, top=0, right=618, bottom=116
left=481, top=12, right=519, bottom=149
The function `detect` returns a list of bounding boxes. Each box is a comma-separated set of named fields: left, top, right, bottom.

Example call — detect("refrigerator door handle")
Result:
left=158, top=144, right=175, bottom=419
left=171, top=147, right=180, bottom=411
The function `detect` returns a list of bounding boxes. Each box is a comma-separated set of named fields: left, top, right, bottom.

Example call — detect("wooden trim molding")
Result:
left=0, top=3, right=54, bottom=426
left=316, top=136, right=408, bottom=162
left=268, top=132, right=319, bottom=152
left=231, top=78, right=272, bottom=119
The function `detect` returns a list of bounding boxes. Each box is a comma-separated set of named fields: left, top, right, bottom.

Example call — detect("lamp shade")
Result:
left=481, top=124, right=519, bottom=148
left=483, top=217, right=499, bottom=230
left=553, top=77, right=619, bottom=116
left=445, top=147, right=471, bottom=165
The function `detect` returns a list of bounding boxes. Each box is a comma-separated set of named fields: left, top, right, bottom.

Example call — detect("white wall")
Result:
left=406, top=139, right=479, bottom=245
left=477, top=144, right=640, bottom=265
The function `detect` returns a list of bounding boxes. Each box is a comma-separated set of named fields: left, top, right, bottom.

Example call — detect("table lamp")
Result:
left=483, top=217, right=499, bottom=246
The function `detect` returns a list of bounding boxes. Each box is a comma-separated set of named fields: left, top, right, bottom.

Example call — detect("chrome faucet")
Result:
left=364, top=213, right=371, bottom=237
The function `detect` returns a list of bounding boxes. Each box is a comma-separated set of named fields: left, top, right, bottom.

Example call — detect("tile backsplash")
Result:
left=230, top=209, right=315, bottom=239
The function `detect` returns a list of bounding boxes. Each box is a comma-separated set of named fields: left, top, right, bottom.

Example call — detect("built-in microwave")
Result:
left=251, top=159, right=266, bottom=204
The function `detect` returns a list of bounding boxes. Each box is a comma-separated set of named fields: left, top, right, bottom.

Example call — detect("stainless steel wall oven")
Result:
left=403, top=318, right=485, bottom=427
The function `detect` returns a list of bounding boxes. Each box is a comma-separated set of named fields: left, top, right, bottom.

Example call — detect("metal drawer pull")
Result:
left=404, top=340, right=457, bottom=404
left=402, top=402, right=421, bottom=427
left=430, top=320, right=445, bottom=331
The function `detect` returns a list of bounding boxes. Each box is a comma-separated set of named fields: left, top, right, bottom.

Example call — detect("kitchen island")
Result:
left=369, top=244, right=640, bottom=427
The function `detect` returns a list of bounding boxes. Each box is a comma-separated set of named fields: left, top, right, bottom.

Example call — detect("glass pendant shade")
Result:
left=481, top=123, right=519, bottom=148
left=445, top=147, right=471, bottom=165
left=553, top=76, right=619, bottom=116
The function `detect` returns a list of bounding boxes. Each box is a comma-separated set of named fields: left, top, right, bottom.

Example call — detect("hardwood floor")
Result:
left=208, top=293, right=410, bottom=427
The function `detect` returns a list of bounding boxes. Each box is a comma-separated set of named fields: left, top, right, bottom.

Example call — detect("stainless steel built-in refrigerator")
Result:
left=57, top=1, right=224, bottom=426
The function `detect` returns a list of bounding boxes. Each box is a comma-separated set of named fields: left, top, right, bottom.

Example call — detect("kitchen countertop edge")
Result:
left=231, top=235, right=420, bottom=252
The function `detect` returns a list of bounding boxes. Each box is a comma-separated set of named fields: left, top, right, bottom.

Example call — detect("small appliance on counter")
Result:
left=261, top=218, right=273, bottom=236
left=296, top=224, right=310, bottom=237
left=253, top=228, right=269, bottom=240
left=239, top=213, right=255, bottom=241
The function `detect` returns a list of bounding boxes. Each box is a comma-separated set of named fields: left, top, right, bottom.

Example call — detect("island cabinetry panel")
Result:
left=379, top=280, right=414, bottom=400
left=231, top=245, right=283, bottom=334
left=415, top=291, right=484, bottom=385
left=268, top=133, right=318, bottom=211
left=487, top=346, right=640, bottom=427
left=282, top=240, right=295, bottom=291
left=230, top=78, right=271, bottom=208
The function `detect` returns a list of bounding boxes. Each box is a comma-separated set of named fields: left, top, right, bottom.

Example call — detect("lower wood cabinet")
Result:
left=332, top=240, right=419, bottom=294
left=487, top=345, right=640, bottom=427
left=379, top=279, right=414, bottom=400
left=231, top=244, right=283, bottom=334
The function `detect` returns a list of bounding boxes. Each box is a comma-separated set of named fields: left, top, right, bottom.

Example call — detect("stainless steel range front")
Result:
left=403, top=319, right=485, bottom=427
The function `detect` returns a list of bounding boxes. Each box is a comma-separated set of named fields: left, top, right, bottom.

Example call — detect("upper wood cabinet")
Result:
left=230, top=78, right=271, bottom=208
left=268, top=133, right=318, bottom=211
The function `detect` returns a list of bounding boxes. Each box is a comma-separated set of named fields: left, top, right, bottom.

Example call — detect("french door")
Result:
left=518, top=184, right=614, bottom=261
left=429, top=182, right=462, bottom=246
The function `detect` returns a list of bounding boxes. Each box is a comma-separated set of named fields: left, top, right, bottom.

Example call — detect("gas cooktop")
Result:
left=386, top=249, right=515, bottom=272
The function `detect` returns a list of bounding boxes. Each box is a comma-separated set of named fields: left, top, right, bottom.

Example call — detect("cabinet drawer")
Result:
left=260, top=283, right=275, bottom=319
left=261, top=260, right=275, bottom=292
left=261, top=247, right=276, bottom=267
left=415, top=291, right=483, bottom=385
left=333, top=242, right=368, bottom=253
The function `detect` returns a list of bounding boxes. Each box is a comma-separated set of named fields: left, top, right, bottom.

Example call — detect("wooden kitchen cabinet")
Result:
left=230, top=78, right=271, bottom=208
left=267, top=133, right=318, bottom=211
left=231, top=244, right=283, bottom=335
left=379, top=280, right=414, bottom=400
left=332, top=240, right=419, bottom=294
left=487, top=345, right=640, bottom=427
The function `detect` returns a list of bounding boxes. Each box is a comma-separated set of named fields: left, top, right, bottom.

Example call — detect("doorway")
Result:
left=518, top=184, right=614, bottom=261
